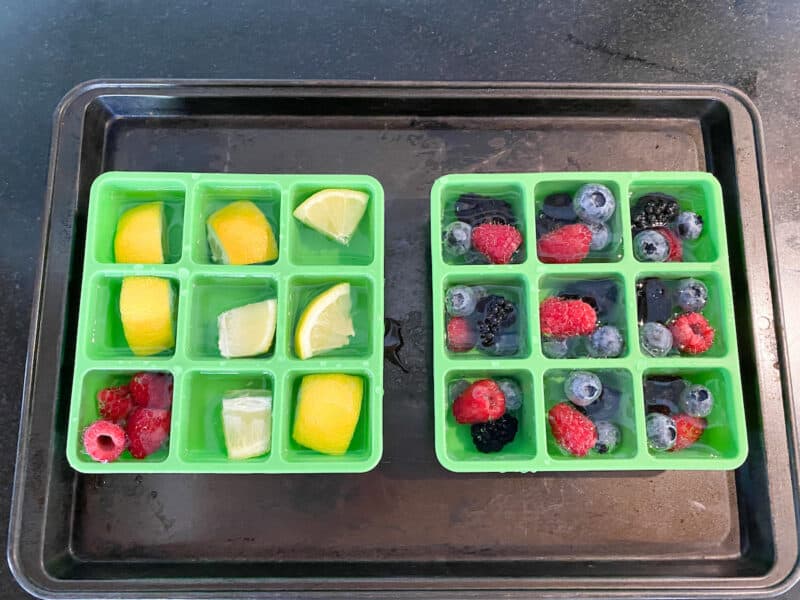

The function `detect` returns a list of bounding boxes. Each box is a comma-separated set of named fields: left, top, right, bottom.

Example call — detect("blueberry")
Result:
left=675, top=211, right=703, bottom=240
left=542, top=336, right=569, bottom=358
left=587, top=221, right=611, bottom=251
left=647, top=413, right=677, bottom=451
left=560, top=278, right=618, bottom=320
left=584, top=385, right=621, bottom=420
left=587, top=325, right=624, bottom=358
left=644, top=376, right=686, bottom=415
left=445, top=285, right=478, bottom=317
left=634, top=229, right=670, bottom=262
left=455, top=193, right=516, bottom=226
left=680, top=384, right=714, bottom=417
left=542, top=193, right=578, bottom=221
left=564, top=371, right=603, bottom=407
left=497, top=378, right=523, bottom=411
left=574, top=183, right=616, bottom=224
left=448, top=379, right=470, bottom=405
left=593, top=420, right=621, bottom=454
left=676, top=278, right=708, bottom=312
left=639, top=322, right=673, bottom=357
left=482, top=332, right=520, bottom=356
left=637, top=277, right=672, bottom=324
left=442, top=221, right=472, bottom=257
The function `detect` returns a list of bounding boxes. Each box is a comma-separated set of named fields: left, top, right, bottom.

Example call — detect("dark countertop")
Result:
left=1, top=1, right=799, bottom=598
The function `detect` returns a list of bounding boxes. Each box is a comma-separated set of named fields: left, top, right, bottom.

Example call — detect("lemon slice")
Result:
left=292, top=189, right=368, bottom=245
left=206, top=201, right=278, bottom=265
left=217, top=299, right=277, bottom=358
left=292, top=374, right=363, bottom=455
left=119, top=276, right=175, bottom=356
left=114, top=202, right=165, bottom=263
left=222, top=392, right=272, bottom=460
left=294, top=283, right=354, bottom=359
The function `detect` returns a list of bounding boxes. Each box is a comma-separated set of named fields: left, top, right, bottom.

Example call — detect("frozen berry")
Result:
left=471, top=413, right=518, bottom=453
left=129, top=372, right=173, bottom=410
left=675, top=211, right=703, bottom=240
left=537, top=223, right=592, bottom=264
left=445, top=285, right=478, bottom=317
left=680, top=384, right=714, bottom=418
left=655, top=227, right=683, bottom=262
left=542, top=192, right=578, bottom=221
left=483, top=332, right=520, bottom=356
left=497, top=379, right=523, bottom=410
left=672, top=414, right=706, bottom=451
left=644, top=376, right=685, bottom=415
left=448, top=379, right=470, bottom=405
left=646, top=412, right=677, bottom=451
left=587, top=325, right=624, bottom=358
left=471, top=223, right=522, bottom=264
left=637, top=277, right=671, bottom=324
left=639, top=322, right=673, bottom=357
left=446, top=317, right=476, bottom=352
left=593, top=420, right=620, bottom=454
left=631, top=193, right=680, bottom=231
left=676, top=278, right=708, bottom=312
left=455, top=193, right=516, bottom=226
left=476, top=295, right=517, bottom=348
left=83, top=420, right=126, bottom=463
left=634, top=229, right=670, bottom=262
left=548, top=402, right=597, bottom=457
left=587, top=221, right=611, bottom=251
left=452, top=379, right=506, bottom=424
left=542, top=336, right=569, bottom=358
left=564, top=371, right=602, bottom=407
left=539, top=297, right=597, bottom=338
left=584, top=385, right=621, bottom=420
left=670, top=312, right=715, bottom=354
left=126, top=407, right=171, bottom=459
left=443, top=221, right=472, bottom=257
left=97, top=385, right=133, bottom=422
left=574, top=183, right=616, bottom=224
left=561, top=278, right=618, bottom=320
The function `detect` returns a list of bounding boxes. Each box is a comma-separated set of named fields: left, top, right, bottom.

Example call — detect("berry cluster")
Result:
left=631, top=193, right=704, bottom=262
left=443, top=193, right=523, bottom=264
left=450, top=378, right=522, bottom=453
left=445, top=286, right=521, bottom=356
left=644, top=376, right=713, bottom=452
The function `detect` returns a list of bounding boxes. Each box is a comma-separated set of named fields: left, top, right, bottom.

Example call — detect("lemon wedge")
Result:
left=217, top=299, right=277, bottom=358
left=222, top=392, right=272, bottom=460
left=292, top=188, right=368, bottom=245
left=294, top=283, right=354, bottom=359
left=119, top=276, right=175, bottom=356
left=206, top=201, right=278, bottom=265
left=114, top=202, right=165, bottom=263
left=292, top=374, right=363, bottom=455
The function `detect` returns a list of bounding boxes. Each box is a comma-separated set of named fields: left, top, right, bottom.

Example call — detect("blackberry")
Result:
left=631, top=193, right=680, bottom=231
left=476, top=295, right=517, bottom=347
left=471, top=413, right=519, bottom=453
left=455, top=193, right=516, bottom=227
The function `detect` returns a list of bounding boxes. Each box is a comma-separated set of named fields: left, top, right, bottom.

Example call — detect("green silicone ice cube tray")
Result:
left=431, top=171, right=747, bottom=472
left=67, top=171, right=384, bottom=474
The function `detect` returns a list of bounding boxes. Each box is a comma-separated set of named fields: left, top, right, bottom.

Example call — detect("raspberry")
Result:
left=655, top=227, right=683, bottom=262
left=671, top=414, right=706, bottom=451
left=129, top=372, right=173, bottom=410
left=452, top=379, right=506, bottom=424
left=83, top=420, right=126, bottom=463
left=126, top=407, right=171, bottom=459
left=548, top=402, right=597, bottom=457
left=537, top=223, right=592, bottom=264
left=539, top=297, right=597, bottom=337
left=669, top=312, right=714, bottom=354
left=471, top=223, right=522, bottom=264
left=471, top=414, right=519, bottom=453
left=446, top=317, right=476, bottom=352
left=97, top=385, right=133, bottom=422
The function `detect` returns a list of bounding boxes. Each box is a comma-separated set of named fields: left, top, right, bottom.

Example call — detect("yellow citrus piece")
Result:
left=114, top=202, right=165, bottom=263
left=206, top=201, right=278, bottom=265
left=292, top=374, right=363, bottom=455
left=119, top=276, right=175, bottom=356
left=222, top=392, right=272, bottom=460
left=217, top=299, right=277, bottom=358
left=294, top=283, right=354, bottom=359
left=292, top=188, right=368, bottom=245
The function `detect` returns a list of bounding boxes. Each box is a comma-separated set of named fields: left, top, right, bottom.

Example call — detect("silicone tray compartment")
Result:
left=431, top=171, right=747, bottom=472
left=67, top=171, right=385, bottom=474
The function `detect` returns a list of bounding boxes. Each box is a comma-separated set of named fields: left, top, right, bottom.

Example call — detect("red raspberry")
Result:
left=83, top=420, right=126, bottom=463
left=446, top=317, right=476, bottom=352
left=537, top=223, right=592, bottom=264
left=126, top=407, right=171, bottom=459
left=471, top=223, right=523, bottom=264
left=655, top=227, right=683, bottom=262
left=669, top=312, right=714, bottom=354
left=672, top=414, right=706, bottom=451
left=129, top=372, right=173, bottom=410
left=97, top=384, right=133, bottom=422
left=548, top=402, right=597, bottom=457
left=539, top=297, right=597, bottom=337
left=452, top=379, right=506, bottom=424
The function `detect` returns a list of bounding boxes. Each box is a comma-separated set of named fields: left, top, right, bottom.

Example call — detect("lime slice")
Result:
left=217, top=299, right=277, bottom=358
left=292, top=374, right=363, bottom=455
left=114, top=202, right=165, bottom=264
left=292, top=188, right=368, bottom=245
left=222, top=392, right=272, bottom=460
left=119, top=276, right=175, bottom=356
left=206, top=200, right=278, bottom=265
left=294, top=283, right=354, bottom=359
